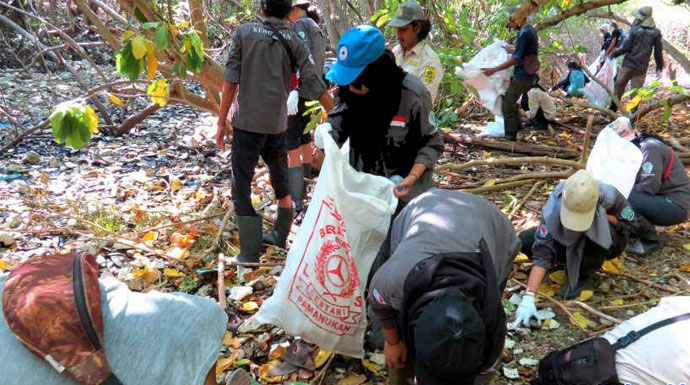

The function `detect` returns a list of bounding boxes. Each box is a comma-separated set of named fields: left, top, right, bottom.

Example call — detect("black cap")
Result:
left=414, top=296, right=485, bottom=385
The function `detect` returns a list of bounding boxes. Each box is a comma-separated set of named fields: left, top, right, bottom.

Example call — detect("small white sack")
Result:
left=586, top=125, right=643, bottom=197
left=456, top=40, right=512, bottom=137
left=583, top=58, right=618, bottom=108
left=257, top=134, right=398, bottom=357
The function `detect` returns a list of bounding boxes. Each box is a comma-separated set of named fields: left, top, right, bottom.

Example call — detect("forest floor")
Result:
left=2, top=63, right=690, bottom=384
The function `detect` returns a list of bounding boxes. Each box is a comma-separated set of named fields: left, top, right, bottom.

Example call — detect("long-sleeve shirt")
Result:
left=294, top=16, right=326, bottom=81
left=633, top=136, right=690, bottom=212
left=611, top=25, right=663, bottom=73
left=328, top=74, right=443, bottom=202
left=224, top=17, right=326, bottom=134
left=367, top=189, right=521, bottom=329
left=392, top=41, right=444, bottom=102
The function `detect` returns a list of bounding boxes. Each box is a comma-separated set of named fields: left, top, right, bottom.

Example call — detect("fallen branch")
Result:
left=218, top=253, right=227, bottom=309
left=581, top=115, right=594, bottom=163
left=598, top=299, right=660, bottom=311
left=442, top=132, right=581, bottom=158
left=0, top=120, right=50, bottom=154
left=495, top=170, right=573, bottom=184
left=631, top=94, right=690, bottom=122
left=462, top=179, right=536, bottom=194
left=553, top=91, right=618, bottom=120
left=435, top=156, right=583, bottom=174
left=115, top=103, right=162, bottom=134
left=602, top=270, right=680, bottom=294
left=510, top=180, right=545, bottom=216
left=566, top=300, right=623, bottom=324
left=312, top=352, right=335, bottom=385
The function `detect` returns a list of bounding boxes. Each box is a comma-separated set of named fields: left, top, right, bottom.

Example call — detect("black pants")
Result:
left=628, top=192, right=689, bottom=226
left=519, top=223, right=629, bottom=278
left=231, top=129, right=289, bottom=216
left=286, top=97, right=312, bottom=150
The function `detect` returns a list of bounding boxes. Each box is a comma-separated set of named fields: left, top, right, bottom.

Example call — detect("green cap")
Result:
left=388, top=1, right=426, bottom=28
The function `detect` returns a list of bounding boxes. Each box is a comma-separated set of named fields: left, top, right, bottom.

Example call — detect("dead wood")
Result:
left=442, top=132, right=581, bottom=158
left=435, top=156, right=583, bottom=174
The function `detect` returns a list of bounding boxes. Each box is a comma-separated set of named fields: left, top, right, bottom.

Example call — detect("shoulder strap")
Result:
left=263, top=21, right=297, bottom=71
left=612, top=311, right=690, bottom=350
left=663, top=148, right=674, bottom=181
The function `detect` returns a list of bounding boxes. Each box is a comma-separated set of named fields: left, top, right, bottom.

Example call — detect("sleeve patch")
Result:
left=298, top=31, right=306, bottom=39
left=537, top=223, right=548, bottom=238
left=642, top=161, right=654, bottom=173
left=373, top=288, right=387, bottom=305
left=621, top=206, right=635, bottom=221
left=422, top=66, right=436, bottom=84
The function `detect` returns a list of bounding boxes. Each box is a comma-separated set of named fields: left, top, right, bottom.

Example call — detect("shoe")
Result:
left=557, top=276, right=595, bottom=300
left=263, top=206, right=294, bottom=248
left=236, top=215, right=263, bottom=263
left=287, top=167, right=304, bottom=211
left=626, top=239, right=659, bottom=256
left=505, top=134, right=517, bottom=141
left=225, top=369, right=253, bottom=385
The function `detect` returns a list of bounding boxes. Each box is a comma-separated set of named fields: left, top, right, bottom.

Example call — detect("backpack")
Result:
left=532, top=311, right=690, bottom=384
left=2, top=251, right=122, bottom=385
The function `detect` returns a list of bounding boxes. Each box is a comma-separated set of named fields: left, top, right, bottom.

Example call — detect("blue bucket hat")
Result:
left=326, top=25, right=385, bottom=86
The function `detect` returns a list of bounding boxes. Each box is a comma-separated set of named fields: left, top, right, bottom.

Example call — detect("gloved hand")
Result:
left=287, top=90, right=299, bottom=116
left=314, top=122, right=332, bottom=149
left=511, top=292, right=542, bottom=329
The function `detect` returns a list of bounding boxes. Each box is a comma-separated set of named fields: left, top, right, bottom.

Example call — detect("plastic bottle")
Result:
left=389, top=175, right=404, bottom=194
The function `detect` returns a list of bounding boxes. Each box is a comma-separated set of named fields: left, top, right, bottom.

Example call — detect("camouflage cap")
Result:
left=388, top=1, right=426, bottom=28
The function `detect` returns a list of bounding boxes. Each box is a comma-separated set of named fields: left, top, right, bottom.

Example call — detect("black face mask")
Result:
left=337, top=51, right=406, bottom=175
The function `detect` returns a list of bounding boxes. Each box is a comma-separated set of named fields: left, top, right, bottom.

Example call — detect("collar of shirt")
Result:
left=403, top=40, right=427, bottom=59
left=264, top=16, right=285, bottom=26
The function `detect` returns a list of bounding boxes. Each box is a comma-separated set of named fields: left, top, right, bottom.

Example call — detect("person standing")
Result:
left=285, top=0, right=326, bottom=211
left=596, top=24, right=612, bottom=72
left=388, top=1, right=444, bottom=102
left=515, top=171, right=636, bottom=322
left=609, top=7, right=663, bottom=111
left=482, top=9, right=539, bottom=141
left=611, top=117, right=690, bottom=256
left=367, top=189, right=521, bottom=385
left=216, top=0, right=334, bottom=262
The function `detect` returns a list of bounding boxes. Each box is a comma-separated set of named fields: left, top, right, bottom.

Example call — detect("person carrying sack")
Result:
left=367, top=189, right=521, bottom=385
left=482, top=7, right=539, bottom=141
left=216, top=0, right=334, bottom=262
left=533, top=296, right=690, bottom=385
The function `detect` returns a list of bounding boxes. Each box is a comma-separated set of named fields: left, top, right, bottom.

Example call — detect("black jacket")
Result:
left=612, top=25, right=663, bottom=73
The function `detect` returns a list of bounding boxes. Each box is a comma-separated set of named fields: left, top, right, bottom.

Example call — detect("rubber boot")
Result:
left=287, top=167, right=304, bottom=211
left=302, top=163, right=312, bottom=180
left=557, top=276, right=595, bottom=300
left=263, top=206, right=294, bottom=248
left=627, top=216, right=659, bottom=257
left=236, top=216, right=263, bottom=263
left=225, top=369, right=253, bottom=385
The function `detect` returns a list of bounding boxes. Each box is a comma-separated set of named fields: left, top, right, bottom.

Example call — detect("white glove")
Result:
left=511, top=293, right=543, bottom=329
left=314, top=122, right=332, bottom=150
left=287, top=90, right=299, bottom=116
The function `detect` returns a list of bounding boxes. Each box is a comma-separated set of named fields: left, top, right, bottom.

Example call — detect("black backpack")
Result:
left=532, top=312, right=690, bottom=385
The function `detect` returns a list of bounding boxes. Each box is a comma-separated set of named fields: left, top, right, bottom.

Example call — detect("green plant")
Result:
left=49, top=100, right=99, bottom=150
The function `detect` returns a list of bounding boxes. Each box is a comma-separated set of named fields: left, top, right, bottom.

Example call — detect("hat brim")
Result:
left=325, top=61, right=367, bottom=86
left=560, top=202, right=596, bottom=232
left=388, top=17, right=412, bottom=28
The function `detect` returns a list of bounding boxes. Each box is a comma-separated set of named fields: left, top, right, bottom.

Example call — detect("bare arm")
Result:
left=483, top=57, right=519, bottom=76
left=318, top=90, right=334, bottom=113
left=526, top=265, right=547, bottom=293
left=216, top=81, right=238, bottom=149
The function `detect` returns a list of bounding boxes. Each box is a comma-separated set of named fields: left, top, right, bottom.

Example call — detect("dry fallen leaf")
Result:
left=215, top=350, right=238, bottom=375
left=338, top=374, right=367, bottom=385
left=549, top=270, right=568, bottom=285
left=141, top=231, right=158, bottom=241
left=537, top=282, right=561, bottom=299
left=166, top=246, right=189, bottom=260
left=361, top=359, right=379, bottom=374
left=577, top=290, right=594, bottom=302
left=259, top=363, right=284, bottom=383
left=313, top=349, right=332, bottom=369
left=0, top=260, right=6, bottom=272
left=269, top=344, right=287, bottom=360
left=170, top=176, right=182, bottom=191
left=683, top=243, right=690, bottom=252
left=569, top=311, right=591, bottom=330
left=132, top=266, right=160, bottom=284
left=608, top=299, right=625, bottom=306
left=242, top=301, right=259, bottom=311
left=163, top=268, right=185, bottom=278
left=602, top=257, right=624, bottom=273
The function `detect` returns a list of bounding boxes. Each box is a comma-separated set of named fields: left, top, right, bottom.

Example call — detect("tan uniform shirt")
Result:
left=392, top=41, right=444, bottom=102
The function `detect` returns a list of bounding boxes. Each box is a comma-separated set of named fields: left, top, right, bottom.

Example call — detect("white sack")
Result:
left=257, top=134, right=398, bottom=357
left=583, top=58, right=618, bottom=108
left=586, top=125, right=643, bottom=198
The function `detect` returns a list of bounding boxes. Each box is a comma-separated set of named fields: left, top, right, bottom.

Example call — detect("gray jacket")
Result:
left=329, top=74, right=444, bottom=202
left=612, top=25, right=663, bottom=73
left=224, top=17, right=326, bottom=134
left=532, top=182, right=632, bottom=287
left=633, top=136, right=690, bottom=212
left=367, top=189, right=521, bottom=329
left=294, top=17, right=326, bottom=82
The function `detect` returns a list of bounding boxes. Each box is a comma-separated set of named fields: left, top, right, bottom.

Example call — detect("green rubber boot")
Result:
left=236, top=215, right=263, bottom=263
left=263, top=206, right=294, bottom=248
left=287, top=167, right=304, bottom=211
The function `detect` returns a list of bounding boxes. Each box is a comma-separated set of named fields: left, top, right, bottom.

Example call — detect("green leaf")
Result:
left=141, top=21, right=160, bottom=29
left=132, top=6, right=148, bottom=23
left=669, top=85, right=690, bottom=96
left=186, top=47, right=203, bottom=73
left=662, top=99, right=672, bottom=121
left=154, top=24, right=171, bottom=51
left=115, top=41, right=143, bottom=82
left=622, top=88, right=637, bottom=99
left=188, top=31, right=204, bottom=58
left=375, top=14, right=389, bottom=28
left=304, top=112, right=320, bottom=135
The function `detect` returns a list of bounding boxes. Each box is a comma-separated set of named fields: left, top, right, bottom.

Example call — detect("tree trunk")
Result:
left=534, top=0, right=628, bottom=31
left=587, top=9, right=690, bottom=76
left=511, top=0, right=552, bottom=22
left=74, top=0, right=120, bottom=48
left=314, top=0, right=350, bottom=46
left=189, top=0, right=210, bottom=48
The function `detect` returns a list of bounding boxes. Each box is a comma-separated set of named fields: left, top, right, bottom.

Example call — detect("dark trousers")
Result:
left=530, top=108, right=551, bottom=130
left=629, top=192, right=689, bottom=226
left=519, top=223, right=628, bottom=278
left=231, top=129, right=289, bottom=216
left=502, top=77, right=535, bottom=138
left=610, top=66, right=645, bottom=112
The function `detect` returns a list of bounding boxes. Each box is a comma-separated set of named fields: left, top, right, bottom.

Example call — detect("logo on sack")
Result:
left=288, top=196, right=363, bottom=336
